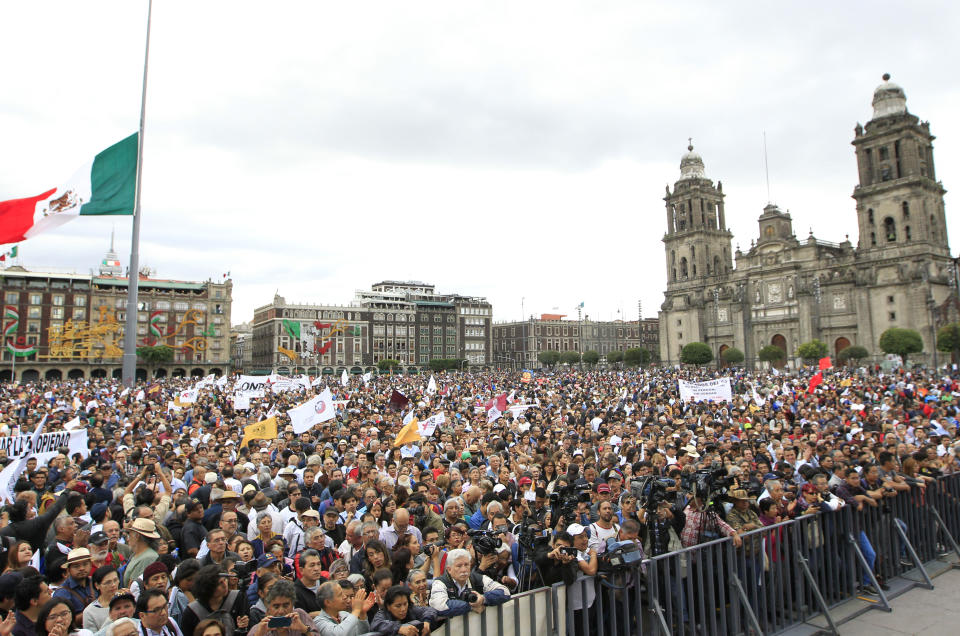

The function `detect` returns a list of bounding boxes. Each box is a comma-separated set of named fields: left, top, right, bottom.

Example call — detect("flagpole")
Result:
left=122, top=0, right=152, bottom=388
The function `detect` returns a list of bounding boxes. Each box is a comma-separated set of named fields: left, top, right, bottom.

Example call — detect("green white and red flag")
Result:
left=0, top=133, right=137, bottom=245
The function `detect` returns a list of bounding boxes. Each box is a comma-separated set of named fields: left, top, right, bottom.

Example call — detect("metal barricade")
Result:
left=460, top=474, right=960, bottom=636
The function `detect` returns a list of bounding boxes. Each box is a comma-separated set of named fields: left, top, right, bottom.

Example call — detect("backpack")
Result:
left=187, top=589, right=239, bottom=636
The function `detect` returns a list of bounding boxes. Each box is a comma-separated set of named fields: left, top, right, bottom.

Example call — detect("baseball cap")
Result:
left=596, top=484, right=611, bottom=494
left=567, top=523, right=587, bottom=535
left=89, top=531, right=109, bottom=546
left=257, top=554, right=280, bottom=569
left=518, top=477, right=532, bottom=486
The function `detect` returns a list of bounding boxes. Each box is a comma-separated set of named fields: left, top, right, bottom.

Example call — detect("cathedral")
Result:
left=658, top=75, right=956, bottom=367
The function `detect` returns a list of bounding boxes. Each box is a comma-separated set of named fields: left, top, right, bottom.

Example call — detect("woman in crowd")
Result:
left=369, top=584, right=437, bottom=636
left=362, top=540, right=393, bottom=588
left=3, top=540, right=33, bottom=573
left=83, top=566, right=121, bottom=632
left=168, top=559, right=202, bottom=624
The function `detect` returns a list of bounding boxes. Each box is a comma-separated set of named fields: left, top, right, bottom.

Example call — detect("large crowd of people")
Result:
left=0, top=362, right=956, bottom=636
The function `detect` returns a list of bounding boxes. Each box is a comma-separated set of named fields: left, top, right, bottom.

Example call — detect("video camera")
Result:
left=681, top=466, right=735, bottom=501
left=422, top=539, right=446, bottom=556
left=549, top=482, right=592, bottom=526
left=468, top=529, right=503, bottom=556
left=598, top=538, right=644, bottom=573
left=630, top=476, right=677, bottom=512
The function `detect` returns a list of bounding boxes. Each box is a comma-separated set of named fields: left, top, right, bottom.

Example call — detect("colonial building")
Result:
left=250, top=281, right=492, bottom=374
left=230, top=322, right=253, bottom=373
left=492, top=314, right=659, bottom=368
left=1, top=241, right=232, bottom=382
left=659, top=76, right=955, bottom=367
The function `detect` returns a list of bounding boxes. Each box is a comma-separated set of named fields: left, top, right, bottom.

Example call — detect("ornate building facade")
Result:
left=659, top=76, right=956, bottom=366
left=0, top=241, right=232, bottom=382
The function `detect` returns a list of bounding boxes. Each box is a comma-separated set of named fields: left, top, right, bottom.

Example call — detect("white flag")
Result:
left=403, top=410, right=415, bottom=426
left=86, top=399, right=99, bottom=412
left=418, top=412, right=445, bottom=437
left=772, top=367, right=780, bottom=376
left=62, top=416, right=82, bottom=431
left=427, top=375, right=437, bottom=395
left=487, top=406, right=502, bottom=423
left=341, top=369, right=349, bottom=387
left=178, top=389, right=199, bottom=404
left=362, top=372, right=372, bottom=386
left=288, top=388, right=336, bottom=435
left=311, top=375, right=324, bottom=388
left=135, top=389, right=146, bottom=401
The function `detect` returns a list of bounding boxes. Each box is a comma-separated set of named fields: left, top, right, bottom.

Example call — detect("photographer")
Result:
left=428, top=548, right=510, bottom=618
left=680, top=492, right=742, bottom=548
left=638, top=501, right=685, bottom=558
left=533, top=531, right=579, bottom=587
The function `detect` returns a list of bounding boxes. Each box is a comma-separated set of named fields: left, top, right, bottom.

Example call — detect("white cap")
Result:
left=567, top=523, right=587, bottom=535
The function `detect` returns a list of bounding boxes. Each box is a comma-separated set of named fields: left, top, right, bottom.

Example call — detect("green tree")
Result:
left=582, top=350, right=600, bottom=366
left=937, top=323, right=960, bottom=355
left=837, top=345, right=869, bottom=362
left=538, top=350, right=561, bottom=368
left=377, top=359, right=401, bottom=372
left=136, top=345, right=174, bottom=377
left=680, top=341, right=713, bottom=365
left=623, top=347, right=651, bottom=366
left=879, top=327, right=924, bottom=365
left=796, top=339, right=829, bottom=362
left=560, top=350, right=581, bottom=365
left=721, top=347, right=744, bottom=364
left=758, top=345, right=786, bottom=363
left=428, top=359, right=447, bottom=371
left=607, top=351, right=624, bottom=364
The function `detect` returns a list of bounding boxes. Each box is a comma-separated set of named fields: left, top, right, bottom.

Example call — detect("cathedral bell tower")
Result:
left=662, top=142, right=734, bottom=288
left=852, top=74, right=949, bottom=254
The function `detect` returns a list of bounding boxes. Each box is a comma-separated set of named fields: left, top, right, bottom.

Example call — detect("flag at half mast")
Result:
left=0, top=133, right=137, bottom=245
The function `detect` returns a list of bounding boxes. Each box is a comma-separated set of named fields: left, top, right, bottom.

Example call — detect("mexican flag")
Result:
left=0, top=133, right=137, bottom=245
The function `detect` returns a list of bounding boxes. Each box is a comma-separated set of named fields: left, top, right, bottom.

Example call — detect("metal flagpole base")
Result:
left=122, top=352, right=138, bottom=387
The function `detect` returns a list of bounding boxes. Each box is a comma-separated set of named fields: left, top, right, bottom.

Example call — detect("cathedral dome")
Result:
left=679, top=141, right=705, bottom=180
left=871, top=73, right=907, bottom=119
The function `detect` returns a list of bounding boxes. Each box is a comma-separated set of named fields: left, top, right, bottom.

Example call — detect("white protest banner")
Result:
left=236, top=375, right=271, bottom=398
left=0, top=428, right=88, bottom=462
left=0, top=415, right=48, bottom=502
left=340, top=369, right=350, bottom=387
left=418, top=412, right=445, bottom=437
left=233, top=393, right=250, bottom=410
left=287, top=388, right=336, bottom=434
left=426, top=375, right=437, bottom=395
left=677, top=377, right=733, bottom=403
left=178, top=389, right=199, bottom=404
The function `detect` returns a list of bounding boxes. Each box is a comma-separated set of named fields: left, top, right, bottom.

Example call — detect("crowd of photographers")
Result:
left=0, top=364, right=956, bottom=636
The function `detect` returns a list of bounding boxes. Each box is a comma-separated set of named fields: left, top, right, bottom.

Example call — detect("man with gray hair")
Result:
left=313, top=580, right=376, bottom=636
left=105, top=617, right=139, bottom=636
left=429, top=548, right=510, bottom=617
left=338, top=520, right=363, bottom=562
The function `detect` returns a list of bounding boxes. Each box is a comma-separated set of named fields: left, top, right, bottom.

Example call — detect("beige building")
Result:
left=659, top=76, right=955, bottom=367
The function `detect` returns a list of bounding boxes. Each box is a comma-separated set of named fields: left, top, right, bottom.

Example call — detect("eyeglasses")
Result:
left=47, top=610, right=72, bottom=622
left=142, top=604, right=168, bottom=615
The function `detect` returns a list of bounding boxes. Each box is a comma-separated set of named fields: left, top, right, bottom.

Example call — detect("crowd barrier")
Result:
left=464, top=473, right=960, bottom=636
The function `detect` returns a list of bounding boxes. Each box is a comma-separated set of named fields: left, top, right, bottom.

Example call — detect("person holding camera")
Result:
left=248, top=578, right=321, bottom=636
left=428, top=548, right=510, bottom=618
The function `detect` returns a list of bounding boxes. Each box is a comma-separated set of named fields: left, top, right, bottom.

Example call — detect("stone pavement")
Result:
left=836, top=567, right=960, bottom=636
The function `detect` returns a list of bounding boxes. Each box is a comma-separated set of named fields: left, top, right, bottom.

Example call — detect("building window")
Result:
left=174, top=302, right=188, bottom=311
left=887, top=295, right=895, bottom=303
left=29, top=293, right=42, bottom=305
left=902, top=201, right=910, bottom=219
left=4, top=292, right=18, bottom=304
left=27, top=307, right=41, bottom=319
left=883, top=217, right=897, bottom=242
left=73, top=308, right=86, bottom=320
left=888, top=312, right=896, bottom=321
left=156, top=301, right=171, bottom=310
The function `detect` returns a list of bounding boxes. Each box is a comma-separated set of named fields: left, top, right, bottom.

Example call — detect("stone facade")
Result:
left=659, top=77, right=955, bottom=367
left=492, top=315, right=659, bottom=368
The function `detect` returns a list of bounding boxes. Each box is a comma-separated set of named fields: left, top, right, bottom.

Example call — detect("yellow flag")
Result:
left=241, top=416, right=278, bottom=449
left=393, top=419, right=422, bottom=448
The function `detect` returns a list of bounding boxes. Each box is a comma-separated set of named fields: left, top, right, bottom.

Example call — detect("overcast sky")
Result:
left=1, top=1, right=957, bottom=327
